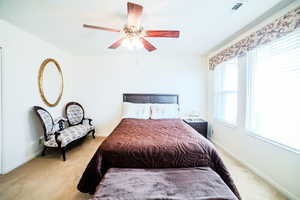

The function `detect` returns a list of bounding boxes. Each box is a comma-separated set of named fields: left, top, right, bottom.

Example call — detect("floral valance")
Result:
left=209, top=6, right=300, bottom=70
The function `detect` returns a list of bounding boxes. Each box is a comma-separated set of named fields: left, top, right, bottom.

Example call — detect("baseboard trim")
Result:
left=212, top=139, right=299, bottom=200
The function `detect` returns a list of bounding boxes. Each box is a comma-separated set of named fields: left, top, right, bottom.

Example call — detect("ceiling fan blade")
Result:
left=140, top=37, right=157, bottom=52
left=83, top=24, right=120, bottom=32
left=145, top=30, right=180, bottom=38
left=127, top=2, right=143, bottom=27
left=108, top=38, right=125, bottom=49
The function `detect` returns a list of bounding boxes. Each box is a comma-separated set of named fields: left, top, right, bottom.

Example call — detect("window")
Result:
left=246, top=28, right=300, bottom=151
left=214, top=58, right=239, bottom=125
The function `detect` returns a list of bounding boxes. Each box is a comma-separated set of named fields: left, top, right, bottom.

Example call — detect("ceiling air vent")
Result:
left=232, top=3, right=243, bottom=10
left=232, top=0, right=247, bottom=10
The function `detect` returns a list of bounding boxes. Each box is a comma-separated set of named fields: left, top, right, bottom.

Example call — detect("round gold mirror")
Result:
left=38, top=58, right=64, bottom=107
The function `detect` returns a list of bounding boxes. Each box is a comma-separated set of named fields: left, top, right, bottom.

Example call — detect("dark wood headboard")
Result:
left=123, top=93, right=179, bottom=104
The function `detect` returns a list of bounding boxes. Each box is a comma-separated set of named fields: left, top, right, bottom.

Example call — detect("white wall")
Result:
left=69, top=52, right=208, bottom=136
left=0, top=20, right=73, bottom=173
left=207, top=2, right=300, bottom=199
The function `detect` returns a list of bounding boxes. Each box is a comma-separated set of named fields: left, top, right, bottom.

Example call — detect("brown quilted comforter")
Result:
left=77, top=119, right=241, bottom=199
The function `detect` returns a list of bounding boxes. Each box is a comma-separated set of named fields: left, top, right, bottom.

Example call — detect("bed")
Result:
left=77, top=94, right=241, bottom=199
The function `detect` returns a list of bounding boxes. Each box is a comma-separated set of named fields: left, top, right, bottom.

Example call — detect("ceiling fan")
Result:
left=83, top=2, right=180, bottom=52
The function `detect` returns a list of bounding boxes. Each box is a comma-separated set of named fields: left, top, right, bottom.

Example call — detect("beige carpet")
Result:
left=0, top=136, right=287, bottom=200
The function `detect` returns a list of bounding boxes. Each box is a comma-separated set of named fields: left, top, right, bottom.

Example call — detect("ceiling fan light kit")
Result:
left=120, top=25, right=145, bottom=50
left=83, top=2, right=180, bottom=52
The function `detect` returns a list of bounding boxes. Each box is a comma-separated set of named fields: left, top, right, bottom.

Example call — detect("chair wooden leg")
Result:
left=41, top=147, right=47, bottom=156
left=61, top=148, right=66, bottom=161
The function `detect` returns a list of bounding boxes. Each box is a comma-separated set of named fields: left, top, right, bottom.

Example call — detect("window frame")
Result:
left=213, top=57, right=240, bottom=127
left=247, top=129, right=300, bottom=155
left=244, top=30, right=300, bottom=153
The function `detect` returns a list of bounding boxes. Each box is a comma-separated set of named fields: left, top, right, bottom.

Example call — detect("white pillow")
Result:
left=150, top=104, right=180, bottom=119
left=122, top=102, right=151, bottom=119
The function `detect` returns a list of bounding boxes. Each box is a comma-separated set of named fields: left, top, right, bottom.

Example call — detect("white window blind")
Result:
left=246, top=28, right=300, bottom=151
left=214, top=58, right=238, bottom=125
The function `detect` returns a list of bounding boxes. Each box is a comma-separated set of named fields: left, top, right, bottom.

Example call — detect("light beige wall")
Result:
left=69, top=52, right=208, bottom=136
left=0, top=20, right=74, bottom=173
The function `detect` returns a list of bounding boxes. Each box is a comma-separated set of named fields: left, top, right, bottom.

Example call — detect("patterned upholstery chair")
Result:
left=33, top=103, right=95, bottom=161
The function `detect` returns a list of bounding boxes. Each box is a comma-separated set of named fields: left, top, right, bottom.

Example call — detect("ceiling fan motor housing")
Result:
left=122, top=25, right=145, bottom=38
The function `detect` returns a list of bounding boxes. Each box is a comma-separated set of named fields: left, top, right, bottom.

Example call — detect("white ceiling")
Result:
left=0, top=0, right=292, bottom=55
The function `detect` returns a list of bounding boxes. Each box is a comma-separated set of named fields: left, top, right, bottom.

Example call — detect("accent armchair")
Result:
left=33, top=102, right=95, bottom=161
